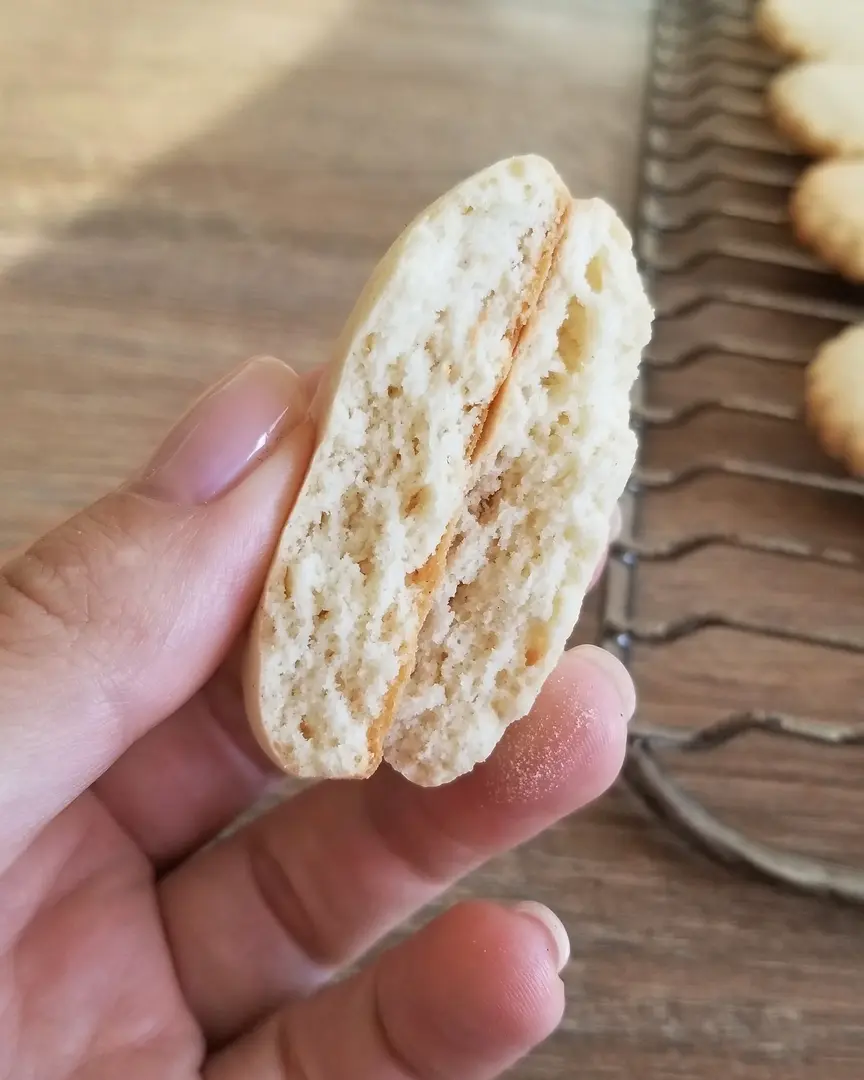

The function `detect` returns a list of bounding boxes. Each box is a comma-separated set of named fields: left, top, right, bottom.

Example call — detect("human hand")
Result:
left=0, top=355, right=635, bottom=1079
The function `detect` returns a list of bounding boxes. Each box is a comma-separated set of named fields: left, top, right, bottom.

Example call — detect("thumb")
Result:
left=0, top=356, right=314, bottom=868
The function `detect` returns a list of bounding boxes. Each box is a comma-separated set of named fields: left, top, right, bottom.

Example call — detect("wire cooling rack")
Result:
left=602, top=0, right=864, bottom=901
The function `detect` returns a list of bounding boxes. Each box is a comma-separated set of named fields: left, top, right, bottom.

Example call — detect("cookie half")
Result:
left=791, top=158, right=864, bottom=283
left=384, top=198, right=652, bottom=786
left=806, top=323, right=864, bottom=477
left=757, top=0, right=864, bottom=62
left=769, top=62, right=864, bottom=157
left=245, top=156, right=569, bottom=778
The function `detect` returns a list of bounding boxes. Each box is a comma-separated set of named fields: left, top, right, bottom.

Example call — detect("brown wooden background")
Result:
left=2, top=0, right=864, bottom=1076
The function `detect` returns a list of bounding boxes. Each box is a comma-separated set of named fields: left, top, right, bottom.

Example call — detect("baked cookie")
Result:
left=769, top=62, right=864, bottom=156
left=245, top=156, right=652, bottom=783
left=756, top=0, right=864, bottom=62
left=806, top=324, right=864, bottom=476
left=791, top=158, right=864, bottom=282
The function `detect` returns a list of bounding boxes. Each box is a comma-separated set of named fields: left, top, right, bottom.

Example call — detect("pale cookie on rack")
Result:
left=791, top=158, right=864, bottom=282
left=768, top=62, right=864, bottom=156
left=756, top=0, right=864, bottom=62
left=806, top=324, right=864, bottom=477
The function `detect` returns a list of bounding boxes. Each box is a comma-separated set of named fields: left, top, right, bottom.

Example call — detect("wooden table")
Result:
left=2, top=1, right=864, bottom=1076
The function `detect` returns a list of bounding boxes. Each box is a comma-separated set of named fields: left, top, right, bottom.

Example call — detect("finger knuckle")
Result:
left=0, top=498, right=152, bottom=661
left=372, top=980, right=427, bottom=1080
left=0, top=545, right=88, bottom=651
left=274, top=1017, right=315, bottom=1080
left=245, top=828, right=342, bottom=971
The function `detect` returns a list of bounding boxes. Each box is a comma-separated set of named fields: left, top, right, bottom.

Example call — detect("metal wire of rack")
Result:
left=602, top=0, right=864, bottom=901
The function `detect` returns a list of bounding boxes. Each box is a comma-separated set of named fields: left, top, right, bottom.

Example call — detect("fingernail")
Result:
left=135, top=356, right=307, bottom=504
left=512, top=901, right=570, bottom=973
left=572, top=644, right=637, bottom=721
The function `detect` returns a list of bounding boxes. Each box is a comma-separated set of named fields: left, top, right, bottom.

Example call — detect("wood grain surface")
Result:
left=2, top=0, right=864, bottom=1077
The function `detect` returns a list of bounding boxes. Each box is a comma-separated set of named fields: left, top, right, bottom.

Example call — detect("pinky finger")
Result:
left=204, top=900, right=568, bottom=1080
